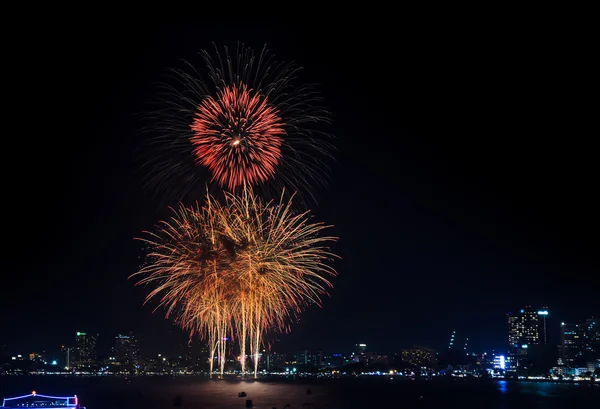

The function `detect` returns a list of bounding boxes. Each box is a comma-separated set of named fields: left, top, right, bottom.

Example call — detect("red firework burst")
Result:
left=190, top=83, right=285, bottom=190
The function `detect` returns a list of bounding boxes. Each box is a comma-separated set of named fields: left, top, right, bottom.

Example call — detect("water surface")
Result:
left=1, top=376, right=598, bottom=408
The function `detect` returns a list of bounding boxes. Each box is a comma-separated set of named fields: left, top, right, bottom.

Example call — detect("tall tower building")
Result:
left=507, top=306, right=549, bottom=374
left=297, top=350, right=323, bottom=367
left=584, top=318, right=599, bottom=360
left=113, top=333, right=139, bottom=366
left=538, top=306, right=549, bottom=344
left=560, top=322, right=586, bottom=367
left=74, top=331, right=98, bottom=367
left=508, top=307, right=541, bottom=348
left=353, top=343, right=366, bottom=362
left=61, top=345, right=71, bottom=369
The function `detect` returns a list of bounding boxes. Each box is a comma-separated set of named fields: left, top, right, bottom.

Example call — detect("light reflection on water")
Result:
left=497, top=380, right=508, bottom=394
left=164, top=380, right=335, bottom=408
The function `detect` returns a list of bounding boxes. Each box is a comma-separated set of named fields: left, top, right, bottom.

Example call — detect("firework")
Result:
left=140, top=43, right=333, bottom=204
left=131, top=188, right=337, bottom=377
left=190, top=83, right=285, bottom=190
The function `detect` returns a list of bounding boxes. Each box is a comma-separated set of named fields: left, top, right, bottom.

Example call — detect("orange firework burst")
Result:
left=190, top=83, right=285, bottom=190
left=131, top=188, right=337, bottom=377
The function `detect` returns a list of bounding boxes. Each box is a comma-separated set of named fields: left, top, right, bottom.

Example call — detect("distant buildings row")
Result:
left=4, top=331, right=140, bottom=371
left=61, top=331, right=139, bottom=370
left=2, top=307, right=598, bottom=377
left=266, top=344, right=435, bottom=370
left=2, top=334, right=437, bottom=375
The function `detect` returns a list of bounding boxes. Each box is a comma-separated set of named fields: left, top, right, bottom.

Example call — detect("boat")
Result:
left=1, top=391, right=86, bottom=408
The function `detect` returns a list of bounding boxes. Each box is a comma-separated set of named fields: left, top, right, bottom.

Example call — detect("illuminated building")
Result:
left=61, top=345, right=71, bottom=369
left=508, top=307, right=547, bottom=347
left=507, top=306, right=549, bottom=374
left=559, top=367, right=590, bottom=377
left=28, top=353, right=42, bottom=362
left=560, top=318, right=599, bottom=368
left=401, top=347, right=435, bottom=368
left=322, top=353, right=343, bottom=367
left=493, top=355, right=506, bottom=370
left=561, top=322, right=586, bottom=367
left=587, top=359, right=600, bottom=373
left=73, top=331, right=98, bottom=367
left=112, top=333, right=139, bottom=366
left=362, top=352, right=389, bottom=366
left=585, top=318, right=599, bottom=360
left=538, top=307, right=549, bottom=344
left=264, top=351, right=287, bottom=370
left=297, top=349, right=322, bottom=367
left=353, top=343, right=367, bottom=363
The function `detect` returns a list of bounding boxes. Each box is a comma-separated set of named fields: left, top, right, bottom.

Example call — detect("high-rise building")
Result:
left=559, top=318, right=599, bottom=369
left=508, top=307, right=546, bottom=348
left=584, top=318, right=599, bottom=360
left=112, top=333, right=139, bottom=366
left=297, top=350, right=322, bottom=367
left=538, top=306, right=550, bottom=344
left=507, top=306, right=549, bottom=374
left=353, top=343, right=367, bottom=363
left=73, top=331, right=98, bottom=367
left=560, top=322, right=586, bottom=367
left=263, top=351, right=287, bottom=371
left=362, top=352, right=389, bottom=366
left=61, top=345, right=71, bottom=369
left=401, top=347, right=435, bottom=368
left=322, top=353, right=343, bottom=367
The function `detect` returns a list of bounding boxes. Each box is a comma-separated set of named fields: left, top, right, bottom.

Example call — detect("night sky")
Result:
left=2, top=21, right=598, bottom=357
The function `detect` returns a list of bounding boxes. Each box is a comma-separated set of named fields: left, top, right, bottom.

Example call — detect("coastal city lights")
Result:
left=1, top=308, right=598, bottom=382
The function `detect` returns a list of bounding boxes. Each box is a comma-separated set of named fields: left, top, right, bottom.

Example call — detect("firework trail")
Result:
left=140, top=43, right=333, bottom=205
left=131, top=188, right=337, bottom=377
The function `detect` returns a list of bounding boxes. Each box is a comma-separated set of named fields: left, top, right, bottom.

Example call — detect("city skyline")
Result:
left=2, top=307, right=596, bottom=361
left=2, top=304, right=598, bottom=381
left=1, top=21, right=599, bottom=356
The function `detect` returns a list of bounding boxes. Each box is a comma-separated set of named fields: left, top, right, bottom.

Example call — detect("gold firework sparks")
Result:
left=131, top=187, right=337, bottom=377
